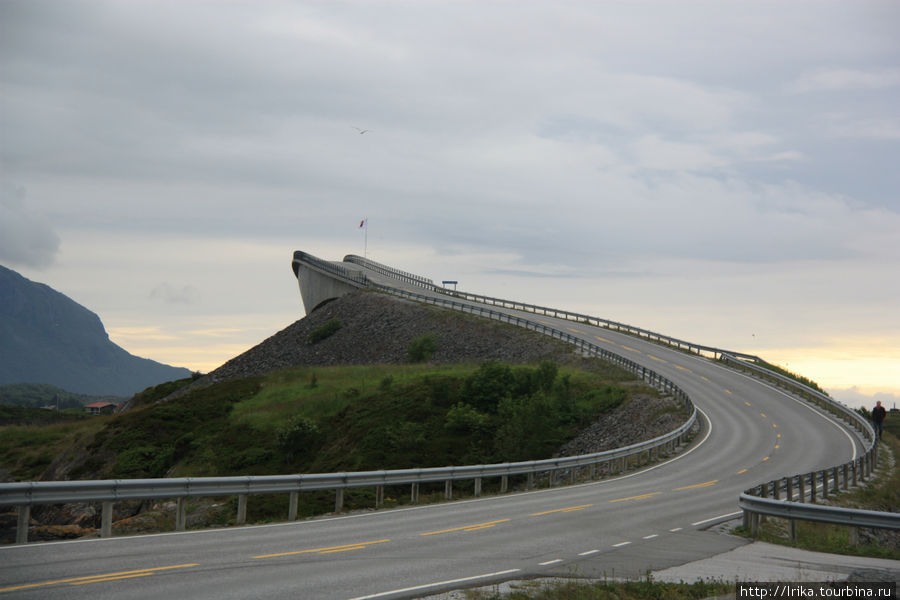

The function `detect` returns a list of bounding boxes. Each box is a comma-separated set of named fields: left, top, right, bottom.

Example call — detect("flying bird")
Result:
left=352, top=126, right=370, bottom=135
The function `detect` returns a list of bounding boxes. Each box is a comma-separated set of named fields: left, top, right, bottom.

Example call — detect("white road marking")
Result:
left=642, top=534, right=658, bottom=540
left=691, top=511, right=742, bottom=526
left=346, top=569, right=523, bottom=600
left=539, top=559, right=563, bottom=566
left=578, top=550, right=600, bottom=556
left=612, top=541, right=631, bottom=547
left=670, top=527, right=683, bottom=532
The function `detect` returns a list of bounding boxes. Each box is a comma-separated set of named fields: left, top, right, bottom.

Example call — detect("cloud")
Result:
left=150, top=282, right=199, bottom=305
left=788, top=67, right=900, bottom=93
left=829, top=386, right=900, bottom=411
left=0, top=182, right=59, bottom=268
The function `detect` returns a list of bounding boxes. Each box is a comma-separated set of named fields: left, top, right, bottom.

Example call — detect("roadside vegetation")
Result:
left=0, top=359, right=657, bottom=523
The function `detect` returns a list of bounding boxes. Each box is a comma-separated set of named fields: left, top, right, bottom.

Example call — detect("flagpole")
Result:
left=364, top=216, right=368, bottom=258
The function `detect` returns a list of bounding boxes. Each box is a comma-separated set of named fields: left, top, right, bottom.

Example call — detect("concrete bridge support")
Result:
left=293, top=260, right=364, bottom=314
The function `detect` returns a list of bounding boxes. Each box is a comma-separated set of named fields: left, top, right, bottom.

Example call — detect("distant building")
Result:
left=84, top=402, right=116, bottom=416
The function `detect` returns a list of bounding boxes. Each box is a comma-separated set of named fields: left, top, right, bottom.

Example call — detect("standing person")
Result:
left=872, top=401, right=887, bottom=440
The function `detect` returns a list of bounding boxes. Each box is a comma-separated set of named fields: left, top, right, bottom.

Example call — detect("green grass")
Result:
left=0, top=418, right=108, bottom=480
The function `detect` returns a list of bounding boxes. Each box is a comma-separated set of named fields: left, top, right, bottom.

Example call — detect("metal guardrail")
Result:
left=3, top=413, right=695, bottom=544
left=338, top=253, right=894, bottom=541
left=739, top=494, right=900, bottom=530
left=344, top=254, right=435, bottom=288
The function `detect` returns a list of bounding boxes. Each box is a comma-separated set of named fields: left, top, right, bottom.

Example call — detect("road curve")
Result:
left=0, top=259, right=867, bottom=599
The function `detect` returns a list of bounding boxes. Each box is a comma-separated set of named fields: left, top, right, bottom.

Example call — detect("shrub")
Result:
left=308, top=319, right=342, bottom=344
left=407, top=333, right=438, bottom=362
left=444, top=402, right=490, bottom=433
left=277, top=416, right=322, bottom=462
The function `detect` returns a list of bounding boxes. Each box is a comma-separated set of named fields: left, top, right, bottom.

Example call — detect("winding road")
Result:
left=0, top=258, right=867, bottom=599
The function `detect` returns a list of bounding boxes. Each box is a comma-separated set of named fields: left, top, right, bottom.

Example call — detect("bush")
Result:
left=277, top=416, right=322, bottom=462
left=308, top=319, right=342, bottom=344
left=444, top=402, right=490, bottom=433
left=407, top=333, right=438, bottom=362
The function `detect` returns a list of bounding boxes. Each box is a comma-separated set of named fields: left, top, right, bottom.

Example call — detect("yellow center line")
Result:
left=775, top=445, right=780, bottom=449
left=567, top=327, right=582, bottom=334
left=674, top=365, right=692, bottom=372
left=726, top=389, right=733, bottom=395
left=319, top=546, right=368, bottom=554
left=777, top=433, right=781, bottom=438
left=70, top=573, right=155, bottom=586
left=0, top=564, right=199, bottom=593
left=530, top=504, right=593, bottom=516
left=254, top=539, right=390, bottom=559
left=763, top=456, right=770, bottom=461
left=420, top=519, right=510, bottom=536
left=737, top=469, right=748, bottom=474
left=761, top=413, right=767, bottom=418
left=744, top=401, right=751, bottom=406
left=646, top=354, right=667, bottom=363
left=609, top=492, right=661, bottom=503
left=773, top=423, right=778, bottom=428
left=595, top=336, right=611, bottom=343
left=672, top=480, right=718, bottom=491
left=701, top=376, right=711, bottom=382
left=622, top=345, right=640, bottom=353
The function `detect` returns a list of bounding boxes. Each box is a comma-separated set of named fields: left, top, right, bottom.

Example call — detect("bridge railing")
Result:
left=292, top=251, right=368, bottom=287
left=343, top=254, right=436, bottom=289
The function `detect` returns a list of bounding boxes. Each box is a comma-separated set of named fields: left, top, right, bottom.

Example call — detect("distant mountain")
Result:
left=0, top=265, right=192, bottom=396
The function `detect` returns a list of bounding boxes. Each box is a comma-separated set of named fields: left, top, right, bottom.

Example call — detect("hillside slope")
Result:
left=0, top=265, right=191, bottom=396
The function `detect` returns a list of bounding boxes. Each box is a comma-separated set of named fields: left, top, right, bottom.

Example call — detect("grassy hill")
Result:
left=1, top=290, right=686, bottom=532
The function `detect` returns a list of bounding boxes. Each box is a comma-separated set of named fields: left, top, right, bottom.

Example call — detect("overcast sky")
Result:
left=2, top=1, right=898, bottom=408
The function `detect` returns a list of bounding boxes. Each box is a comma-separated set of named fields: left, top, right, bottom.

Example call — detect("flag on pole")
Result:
left=359, top=219, right=367, bottom=229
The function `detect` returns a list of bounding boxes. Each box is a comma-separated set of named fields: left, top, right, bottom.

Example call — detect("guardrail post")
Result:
left=786, top=476, right=794, bottom=501
left=809, top=473, right=817, bottom=503
left=444, top=480, right=452, bottom=500
left=773, top=479, right=780, bottom=500
left=526, top=472, right=534, bottom=490
left=375, top=486, right=384, bottom=508
left=288, top=492, right=299, bottom=520
left=789, top=518, right=797, bottom=542
left=474, top=477, right=482, bottom=497
left=798, top=475, right=806, bottom=502
left=176, top=498, right=187, bottom=531
left=842, top=464, right=849, bottom=490
left=821, top=470, right=828, bottom=500
left=410, top=483, right=419, bottom=504
left=237, top=494, right=248, bottom=524
left=16, top=505, right=29, bottom=545
left=101, top=501, right=113, bottom=538
left=334, top=489, right=344, bottom=513
left=500, top=475, right=508, bottom=493
left=831, top=467, right=839, bottom=495
left=760, top=481, right=769, bottom=498
left=589, top=463, right=596, bottom=480
left=849, top=526, right=860, bottom=546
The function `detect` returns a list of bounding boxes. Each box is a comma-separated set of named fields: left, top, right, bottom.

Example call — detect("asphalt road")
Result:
left=0, top=263, right=868, bottom=599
